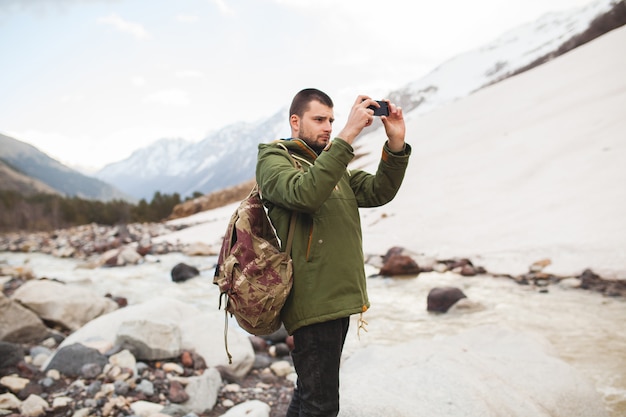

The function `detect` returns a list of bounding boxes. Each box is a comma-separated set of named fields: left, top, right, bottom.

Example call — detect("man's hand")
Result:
left=381, top=100, right=406, bottom=152
left=337, top=95, right=376, bottom=144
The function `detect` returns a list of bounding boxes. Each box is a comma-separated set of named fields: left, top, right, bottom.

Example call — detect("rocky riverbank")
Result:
left=1, top=334, right=295, bottom=417
left=1, top=265, right=295, bottom=417
left=2, top=223, right=625, bottom=417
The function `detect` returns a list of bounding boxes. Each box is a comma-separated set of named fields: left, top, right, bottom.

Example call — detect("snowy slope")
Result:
left=155, top=25, right=626, bottom=279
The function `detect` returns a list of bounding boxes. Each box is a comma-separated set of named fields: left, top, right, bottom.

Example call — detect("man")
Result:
left=256, top=88, right=411, bottom=416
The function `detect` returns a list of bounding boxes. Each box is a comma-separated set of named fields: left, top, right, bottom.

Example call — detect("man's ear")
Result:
left=290, top=114, right=300, bottom=136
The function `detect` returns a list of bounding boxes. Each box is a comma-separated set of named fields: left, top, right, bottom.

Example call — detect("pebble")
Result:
left=270, top=360, right=293, bottom=377
left=114, top=380, right=130, bottom=395
left=0, top=393, right=21, bottom=410
left=72, top=409, right=91, bottom=417
left=31, top=353, right=49, bottom=368
left=46, top=369, right=61, bottom=380
left=39, top=377, right=55, bottom=388
left=0, top=375, right=30, bottom=392
left=130, top=400, right=163, bottom=416
left=86, top=380, right=102, bottom=396
left=109, top=349, right=136, bottom=370
left=224, top=383, right=242, bottom=393
left=136, top=379, right=155, bottom=396
left=162, top=362, right=184, bottom=375
left=81, top=363, right=102, bottom=379
left=20, top=394, right=48, bottom=417
left=52, top=396, right=73, bottom=408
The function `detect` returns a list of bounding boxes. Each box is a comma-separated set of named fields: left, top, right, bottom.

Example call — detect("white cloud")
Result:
left=143, top=89, right=190, bottom=107
left=97, top=13, right=151, bottom=40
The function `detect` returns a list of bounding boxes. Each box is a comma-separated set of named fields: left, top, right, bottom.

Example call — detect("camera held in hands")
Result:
left=368, top=100, right=389, bottom=117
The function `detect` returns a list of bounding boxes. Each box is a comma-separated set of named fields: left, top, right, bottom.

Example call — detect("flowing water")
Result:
left=2, top=252, right=625, bottom=416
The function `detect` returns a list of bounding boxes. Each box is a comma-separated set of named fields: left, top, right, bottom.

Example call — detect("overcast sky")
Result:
left=0, top=0, right=594, bottom=171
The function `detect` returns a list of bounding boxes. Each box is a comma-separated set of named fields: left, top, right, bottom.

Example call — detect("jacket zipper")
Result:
left=305, top=224, right=314, bottom=261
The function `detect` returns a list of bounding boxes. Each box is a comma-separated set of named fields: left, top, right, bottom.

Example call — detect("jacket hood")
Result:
left=258, top=138, right=319, bottom=162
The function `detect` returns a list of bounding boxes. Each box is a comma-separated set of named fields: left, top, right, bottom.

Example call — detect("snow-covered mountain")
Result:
left=388, top=0, right=618, bottom=117
left=96, top=110, right=287, bottom=200
left=95, top=0, right=621, bottom=200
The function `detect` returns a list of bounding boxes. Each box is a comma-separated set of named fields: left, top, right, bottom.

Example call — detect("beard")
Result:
left=304, top=140, right=326, bottom=155
left=299, top=129, right=329, bottom=155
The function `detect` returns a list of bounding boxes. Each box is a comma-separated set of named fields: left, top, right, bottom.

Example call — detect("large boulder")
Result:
left=45, top=297, right=254, bottom=380
left=0, top=293, right=49, bottom=343
left=11, top=279, right=118, bottom=332
left=339, top=326, right=608, bottom=417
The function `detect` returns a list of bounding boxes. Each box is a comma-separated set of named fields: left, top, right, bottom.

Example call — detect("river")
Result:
left=2, top=251, right=625, bottom=416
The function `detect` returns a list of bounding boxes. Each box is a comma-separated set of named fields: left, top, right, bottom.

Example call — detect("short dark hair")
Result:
left=289, top=88, right=334, bottom=118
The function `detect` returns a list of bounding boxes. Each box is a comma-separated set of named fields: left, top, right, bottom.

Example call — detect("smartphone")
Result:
left=368, top=100, right=389, bottom=116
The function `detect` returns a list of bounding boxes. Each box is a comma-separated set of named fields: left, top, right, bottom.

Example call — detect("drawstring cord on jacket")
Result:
left=357, top=312, right=368, bottom=340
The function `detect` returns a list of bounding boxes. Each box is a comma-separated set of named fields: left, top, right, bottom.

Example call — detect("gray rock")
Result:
left=39, top=377, right=55, bottom=388
left=86, top=380, right=102, bottom=396
left=182, top=367, right=222, bottom=414
left=135, top=379, right=154, bottom=396
left=136, top=362, right=150, bottom=375
left=29, top=346, right=52, bottom=358
left=45, top=343, right=107, bottom=378
left=116, top=319, right=182, bottom=360
left=113, top=380, right=130, bottom=395
left=0, top=341, right=24, bottom=369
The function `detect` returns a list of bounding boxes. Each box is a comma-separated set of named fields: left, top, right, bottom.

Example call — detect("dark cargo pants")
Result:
left=286, top=317, right=350, bottom=417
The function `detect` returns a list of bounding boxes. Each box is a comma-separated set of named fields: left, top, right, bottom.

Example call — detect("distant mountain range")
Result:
left=0, top=133, right=130, bottom=201
left=1, top=0, right=623, bottom=202
left=95, top=110, right=286, bottom=200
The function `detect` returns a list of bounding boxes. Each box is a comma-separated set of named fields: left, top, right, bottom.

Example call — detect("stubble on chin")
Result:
left=300, top=135, right=327, bottom=155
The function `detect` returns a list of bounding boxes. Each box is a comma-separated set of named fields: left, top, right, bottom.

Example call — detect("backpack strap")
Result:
left=271, top=141, right=301, bottom=256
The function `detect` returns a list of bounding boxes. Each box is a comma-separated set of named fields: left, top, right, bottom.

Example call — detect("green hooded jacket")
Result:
left=256, top=137, right=411, bottom=334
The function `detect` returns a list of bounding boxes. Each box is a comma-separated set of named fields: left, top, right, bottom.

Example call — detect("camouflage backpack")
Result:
left=213, top=147, right=298, bottom=363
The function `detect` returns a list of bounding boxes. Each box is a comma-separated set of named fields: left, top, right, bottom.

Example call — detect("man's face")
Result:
left=293, top=100, right=334, bottom=153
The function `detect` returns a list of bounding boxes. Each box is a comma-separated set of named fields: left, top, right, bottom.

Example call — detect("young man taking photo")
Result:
left=256, top=88, right=411, bottom=417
